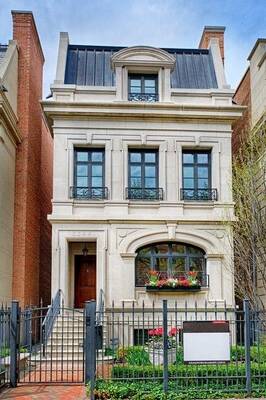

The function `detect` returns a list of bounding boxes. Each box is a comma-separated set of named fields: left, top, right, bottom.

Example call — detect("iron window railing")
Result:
left=180, top=188, right=218, bottom=201
left=128, top=93, right=159, bottom=102
left=126, top=187, right=163, bottom=201
left=70, top=186, right=108, bottom=200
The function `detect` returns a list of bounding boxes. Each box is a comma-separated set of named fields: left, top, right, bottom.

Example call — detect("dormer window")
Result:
left=128, top=74, right=158, bottom=102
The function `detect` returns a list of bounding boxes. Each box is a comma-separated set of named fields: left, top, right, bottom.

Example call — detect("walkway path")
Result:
left=0, top=385, right=87, bottom=399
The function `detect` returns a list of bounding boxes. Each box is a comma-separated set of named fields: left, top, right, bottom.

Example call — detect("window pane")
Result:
left=145, top=153, right=156, bottom=163
left=172, top=244, right=185, bottom=254
left=154, top=258, right=168, bottom=273
left=188, top=246, right=203, bottom=255
left=183, top=166, right=194, bottom=178
left=155, top=243, right=169, bottom=254
left=198, top=167, right=208, bottom=178
left=145, top=166, right=156, bottom=177
left=77, top=165, right=88, bottom=176
left=145, top=86, right=156, bottom=94
left=92, top=165, right=102, bottom=177
left=92, top=177, right=102, bottom=187
left=183, top=153, right=194, bottom=164
left=131, top=86, right=141, bottom=93
left=145, top=79, right=156, bottom=87
left=145, top=178, right=156, bottom=188
left=130, top=79, right=141, bottom=87
left=183, top=178, right=194, bottom=189
left=136, top=257, right=151, bottom=286
left=172, top=257, right=185, bottom=274
left=189, top=257, right=204, bottom=271
left=197, top=153, right=209, bottom=164
left=77, top=151, right=88, bottom=162
left=77, top=177, right=87, bottom=187
left=130, top=166, right=141, bottom=177
left=138, top=247, right=152, bottom=256
left=130, top=177, right=141, bottom=187
left=198, top=179, right=209, bottom=189
left=130, top=153, right=141, bottom=162
left=91, top=152, right=103, bottom=162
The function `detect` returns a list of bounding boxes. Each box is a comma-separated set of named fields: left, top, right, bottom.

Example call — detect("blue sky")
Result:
left=0, top=0, right=265, bottom=96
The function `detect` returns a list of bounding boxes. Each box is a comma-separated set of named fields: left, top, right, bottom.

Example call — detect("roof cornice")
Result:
left=42, top=99, right=245, bottom=129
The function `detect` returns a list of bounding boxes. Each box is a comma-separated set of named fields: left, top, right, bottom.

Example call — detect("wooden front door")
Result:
left=75, top=255, right=96, bottom=308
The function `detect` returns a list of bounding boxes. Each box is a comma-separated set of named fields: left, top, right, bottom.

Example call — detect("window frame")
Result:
left=128, top=149, right=159, bottom=189
left=135, top=242, right=206, bottom=287
left=182, top=149, right=212, bottom=193
left=74, top=148, right=105, bottom=189
left=128, top=73, right=158, bottom=99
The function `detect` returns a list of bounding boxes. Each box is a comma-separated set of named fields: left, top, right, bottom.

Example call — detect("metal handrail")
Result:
left=126, top=187, right=163, bottom=201
left=180, top=188, right=218, bottom=201
left=42, top=289, right=61, bottom=346
left=128, top=93, right=158, bottom=102
left=96, top=289, right=104, bottom=326
left=70, top=186, right=108, bottom=200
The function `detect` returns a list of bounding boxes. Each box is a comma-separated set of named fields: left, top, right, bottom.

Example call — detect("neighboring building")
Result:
left=0, top=41, right=21, bottom=304
left=232, top=39, right=266, bottom=307
left=43, top=26, right=243, bottom=310
left=0, top=11, right=53, bottom=307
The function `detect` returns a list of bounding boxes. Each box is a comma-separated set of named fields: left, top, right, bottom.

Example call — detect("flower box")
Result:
left=146, top=285, right=201, bottom=292
left=146, top=347, right=176, bottom=366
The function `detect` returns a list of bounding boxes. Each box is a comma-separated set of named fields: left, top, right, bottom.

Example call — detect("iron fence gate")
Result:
left=1, top=298, right=266, bottom=398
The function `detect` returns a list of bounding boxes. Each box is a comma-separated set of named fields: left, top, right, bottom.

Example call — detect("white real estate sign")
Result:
left=183, top=321, right=230, bottom=363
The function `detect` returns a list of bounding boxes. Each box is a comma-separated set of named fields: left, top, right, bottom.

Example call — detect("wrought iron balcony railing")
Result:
left=70, top=186, right=108, bottom=200
left=128, top=92, right=159, bottom=102
left=180, top=188, right=218, bottom=201
left=126, top=187, right=163, bottom=201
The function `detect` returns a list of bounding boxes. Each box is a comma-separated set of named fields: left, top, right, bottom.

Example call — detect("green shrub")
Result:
left=94, top=380, right=266, bottom=399
left=125, top=346, right=151, bottom=366
left=112, top=362, right=266, bottom=387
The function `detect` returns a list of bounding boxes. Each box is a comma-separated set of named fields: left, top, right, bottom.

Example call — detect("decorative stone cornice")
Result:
left=42, top=99, right=245, bottom=130
left=111, top=46, right=176, bottom=70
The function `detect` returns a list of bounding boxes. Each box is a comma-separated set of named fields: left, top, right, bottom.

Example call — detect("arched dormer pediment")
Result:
left=111, top=46, right=176, bottom=70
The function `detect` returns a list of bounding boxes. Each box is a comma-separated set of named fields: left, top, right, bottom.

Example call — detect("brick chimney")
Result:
left=199, top=26, right=225, bottom=64
left=11, top=11, right=49, bottom=308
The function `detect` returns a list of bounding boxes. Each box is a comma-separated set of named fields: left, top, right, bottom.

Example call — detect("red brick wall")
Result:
left=199, top=29, right=225, bottom=63
left=12, top=11, right=52, bottom=307
left=232, top=68, right=251, bottom=154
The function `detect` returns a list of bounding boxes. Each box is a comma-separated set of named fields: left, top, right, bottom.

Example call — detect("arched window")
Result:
left=135, top=242, right=206, bottom=286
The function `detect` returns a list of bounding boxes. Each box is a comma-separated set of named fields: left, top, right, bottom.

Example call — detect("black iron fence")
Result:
left=87, top=299, right=266, bottom=399
left=1, top=298, right=265, bottom=399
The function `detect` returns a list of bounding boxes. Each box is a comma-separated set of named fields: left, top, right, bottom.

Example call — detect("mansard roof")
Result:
left=64, top=44, right=218, bottom=89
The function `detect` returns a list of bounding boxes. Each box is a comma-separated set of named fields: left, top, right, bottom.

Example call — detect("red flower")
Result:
left=148, top=327, right=163, bottom=336
left=149, top=270, right=158, bottom=277
left=168, top=327, right=180, bottom=336
left=188, top=271, right=198, bottom=278
left=157, top=279, right=167, bottom=287
left=181, top=278, right=190, bottom=286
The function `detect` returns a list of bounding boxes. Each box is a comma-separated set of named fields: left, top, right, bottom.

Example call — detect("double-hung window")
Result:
left=128, top=74, right=158, bottom=102
left=73, top=148, right=107, bottom=199
left=182, top=150, right=217, bottom=200
left=127, top=149, right=162, bottom=200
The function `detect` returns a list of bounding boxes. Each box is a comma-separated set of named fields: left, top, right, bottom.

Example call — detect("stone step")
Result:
left=31, top=354, right=113, bottom=363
